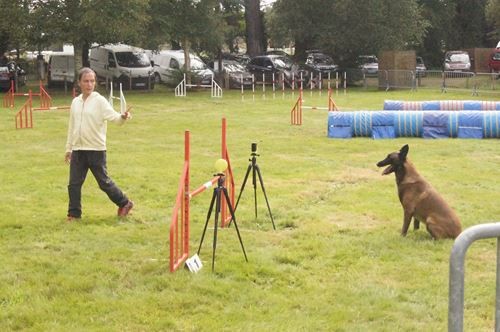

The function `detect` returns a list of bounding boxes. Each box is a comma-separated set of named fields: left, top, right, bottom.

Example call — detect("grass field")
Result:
left=1, top=85, right=499, bottom=331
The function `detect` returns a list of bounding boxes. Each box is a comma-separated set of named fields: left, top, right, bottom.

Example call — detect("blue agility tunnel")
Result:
left=383, top=100, right=500, bottom=111
left=327, top=111, right=500, bottom=139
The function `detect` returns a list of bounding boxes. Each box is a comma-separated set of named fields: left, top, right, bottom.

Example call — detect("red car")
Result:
left=489, top=49, right=500, bottom=73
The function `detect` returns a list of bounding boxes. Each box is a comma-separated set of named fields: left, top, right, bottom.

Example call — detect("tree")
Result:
left=244, top=0, right=265, bottom=56
left=0, top=0, right=30, bottom=57
left=27, top=0, right=150, bottom=82
left=267, top=0, right=426, bottom=66
left=148, top=0, right=224, bottom=83
left=451, top=0, right=490, bottom=48
left=486, top=0, right=500, bottom=42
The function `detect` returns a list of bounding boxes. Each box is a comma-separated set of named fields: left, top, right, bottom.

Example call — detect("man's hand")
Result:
left=121, top=106, right=132, bottom=120
left=65, top=151, right=71, bottom=164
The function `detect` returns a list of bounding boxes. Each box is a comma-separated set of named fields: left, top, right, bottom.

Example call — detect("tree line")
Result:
left=0, top=0, right=498, bottom=72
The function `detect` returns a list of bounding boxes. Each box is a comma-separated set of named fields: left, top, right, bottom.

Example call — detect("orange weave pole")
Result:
left=169, top=118, right=235, bottom=272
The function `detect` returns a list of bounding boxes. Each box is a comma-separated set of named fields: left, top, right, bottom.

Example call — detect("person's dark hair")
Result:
left=78, top=67, right=96, bottom=81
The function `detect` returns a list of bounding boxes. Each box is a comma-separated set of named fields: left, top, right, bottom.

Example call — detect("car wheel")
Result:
left=154, top=72, right=161, bottom=84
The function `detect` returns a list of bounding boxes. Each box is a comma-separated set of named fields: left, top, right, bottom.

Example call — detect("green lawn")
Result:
left=1, top=85, right=499, bottom=331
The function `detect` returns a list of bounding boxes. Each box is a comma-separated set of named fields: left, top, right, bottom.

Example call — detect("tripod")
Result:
left=234, top=143, right=276, bottom=230
left=198, top=173, right=248, bottom=272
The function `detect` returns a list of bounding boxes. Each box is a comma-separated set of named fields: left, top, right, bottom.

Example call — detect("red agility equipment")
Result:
left=290, top=88, right=339, bottom=125
left=169, top=118, right=235, bottom=272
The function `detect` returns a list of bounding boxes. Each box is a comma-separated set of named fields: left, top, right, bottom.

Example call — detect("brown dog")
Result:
left=376, top=144, right=461, bottom=239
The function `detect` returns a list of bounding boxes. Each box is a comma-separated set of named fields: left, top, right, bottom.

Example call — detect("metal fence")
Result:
left=347, top=69, right=499, bottom=95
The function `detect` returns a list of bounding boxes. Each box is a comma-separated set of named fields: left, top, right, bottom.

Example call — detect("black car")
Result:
left=0, top=61, right=26, bottom=91
left=304, top=52, right=339, bottom=76
left=217, top=59, right=253, bottom=89
left=246, top=54, right=309, bottom=88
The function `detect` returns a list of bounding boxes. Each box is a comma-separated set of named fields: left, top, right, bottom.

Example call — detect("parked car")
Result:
left=488, top=48, right=500, bottom=74
left=213, top=59, right=253, bottom=89
left=358, top=55, right=378, bottom=76
left=0, top=61, right=26, bottom=91
left=246, top=54, right=309, bottom=88
left=416, top=56, right=427, bottom=77
left=443, top=51, right=471, bottom=72
left=90, top=43, right=155, bottom=90
left=221, top=53, right=251, bottom=66
left=48, top=52, right=75, bottom=88
left=304, top=52, right=339, bottom=76
left=152, top=50, right=214, bottom=86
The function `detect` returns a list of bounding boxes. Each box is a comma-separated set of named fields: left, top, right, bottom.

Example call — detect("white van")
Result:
left=89, top=44, right=154, bottom=90
left=151, top=50, right=213, bottom=86
left=48, top=52, right=75, bottom=88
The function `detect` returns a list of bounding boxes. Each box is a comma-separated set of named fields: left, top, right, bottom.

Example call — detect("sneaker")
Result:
left=67, top=215, right=81, bottom=222
left=117, top=200, right=134, bottom=217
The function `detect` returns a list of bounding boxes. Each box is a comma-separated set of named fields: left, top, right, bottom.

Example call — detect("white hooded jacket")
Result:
left=65, top=91, right=124, bottom=153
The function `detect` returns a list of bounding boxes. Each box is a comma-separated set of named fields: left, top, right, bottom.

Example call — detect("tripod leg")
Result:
left=198, top=188, right=217, bottom=256
left=223, top=188, right=248, bottom=262
left=252, top=166, right=258, bottom=219
left=255, top=164, right=276, bottom=230
left=229, top=163, right=251, bottom=228
left=211, top=188, right=221, bottom=272
left=235, top=164, right=252, bottom=210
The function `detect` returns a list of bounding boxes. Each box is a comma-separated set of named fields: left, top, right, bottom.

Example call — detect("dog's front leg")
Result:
left=401, top=211, right=412, bottom=236
left=414, top=218, right=420, bottom=230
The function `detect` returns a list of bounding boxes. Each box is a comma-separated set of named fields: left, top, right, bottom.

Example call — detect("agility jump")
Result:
left=175, top=73, right=222, bottom=98
left=3, top=81, right=52, bottom=109
left=169, top=118, right=235, bottom=272
left=290, top=88, right=339, bottom=125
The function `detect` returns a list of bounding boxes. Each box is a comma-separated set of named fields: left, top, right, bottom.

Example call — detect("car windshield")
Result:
left=360, top=56, right=377, bottom=64
left=223, top=61, right=246, bottom=72
left=272, top=56, right=293, bottom=69
left=492, top=52, right=500, bottom=61
left=314, top=55, right=334, bottom=65
left=447, top=53, right=469, bottom=63
left=115, top=51, right=150, bottom=68
left=417, top=57, right=424, bottom=65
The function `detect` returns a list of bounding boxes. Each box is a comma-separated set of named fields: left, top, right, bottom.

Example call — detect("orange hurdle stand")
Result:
left=169, top=118, right=235, bottom=272
left=3, top=81, right=52, bottom=109
left=15, top=91, right=33, bottom=129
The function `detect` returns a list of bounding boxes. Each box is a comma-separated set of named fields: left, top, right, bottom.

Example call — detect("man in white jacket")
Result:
left=65, top=67, right=133, bottom=221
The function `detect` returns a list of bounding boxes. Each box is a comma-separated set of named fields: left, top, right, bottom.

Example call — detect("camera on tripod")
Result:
left=251, top=142, right=259, bottom=158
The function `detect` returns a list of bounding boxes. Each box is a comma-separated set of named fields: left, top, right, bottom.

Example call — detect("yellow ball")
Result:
left=214, top=158, right=228, bottom=173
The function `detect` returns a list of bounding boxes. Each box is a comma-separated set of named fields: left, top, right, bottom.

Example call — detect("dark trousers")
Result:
left=68, top=150, right=128, bottom=218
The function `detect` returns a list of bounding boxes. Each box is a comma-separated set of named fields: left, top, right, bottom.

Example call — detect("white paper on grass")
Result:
left=185, top=254, right=203, bottom=273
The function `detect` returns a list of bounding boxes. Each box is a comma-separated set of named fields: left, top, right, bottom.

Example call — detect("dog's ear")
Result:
left=399, top=144, right=409, bottom=161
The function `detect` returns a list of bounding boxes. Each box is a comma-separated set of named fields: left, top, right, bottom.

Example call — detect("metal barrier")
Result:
left=379, top=70, right=416, bottom=90
left=449, top=222, right=500, bottom=331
